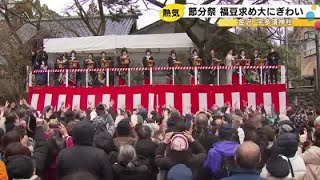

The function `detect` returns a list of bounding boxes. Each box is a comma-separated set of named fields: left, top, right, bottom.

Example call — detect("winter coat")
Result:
left=204, top=141, right=239, bottom=177
left=221, top=168, right=262, bottom=180
left=192, top=128, right=219, bottom=152
left=33, top=127, right=48, bottom=177
left=300, top=145, right=320, bottom=180
left=260, top=155, right=306, bottom=180
left=112, top=160, right=149, bottom=180
left=56, top=121, right=113, bottom=180
left=114, top=136, right=136, bottom=149
left=155, top=140, right=206, bottom=180
left=134, top=139, right=158, bottom=160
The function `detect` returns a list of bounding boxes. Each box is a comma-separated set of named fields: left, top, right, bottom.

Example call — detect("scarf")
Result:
left=204, top=141, right=239, bottom=175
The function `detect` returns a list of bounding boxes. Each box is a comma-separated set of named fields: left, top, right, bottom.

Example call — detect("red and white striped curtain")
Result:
left=28, top=84, right=287, bottom=114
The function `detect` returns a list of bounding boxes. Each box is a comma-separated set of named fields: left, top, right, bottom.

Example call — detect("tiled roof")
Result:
left=16, top=16, right=136, bottom=43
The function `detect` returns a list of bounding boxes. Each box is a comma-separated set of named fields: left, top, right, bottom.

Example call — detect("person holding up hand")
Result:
left=155, top=131, right=206, bottom=180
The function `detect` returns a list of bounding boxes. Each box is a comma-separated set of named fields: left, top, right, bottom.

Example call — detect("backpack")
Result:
left=92, top=115, right=108, bottom=134
left=215, top=155, right=236, bottom=179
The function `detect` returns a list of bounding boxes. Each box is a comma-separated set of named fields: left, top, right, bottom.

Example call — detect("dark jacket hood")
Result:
left=71, top=121, right=95, bottom=146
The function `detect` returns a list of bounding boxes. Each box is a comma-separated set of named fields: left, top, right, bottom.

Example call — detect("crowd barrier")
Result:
left=29, top=65, right=286, bottom=87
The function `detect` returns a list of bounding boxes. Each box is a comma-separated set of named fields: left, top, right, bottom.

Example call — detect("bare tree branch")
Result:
left=97, top=0, right=106, bottom=35
left=146, top=0, right=165, bottom=8
left=0, top=3, right=23, bottom=45
left=202, top=0, right=216, bottom=5
left=45, top=14, right=82, bottom=37
left=178, top=19, right=203, bottom=47
left=73, top=0, right=98, bottom=35
left=235, top=0, right=244, bottom=4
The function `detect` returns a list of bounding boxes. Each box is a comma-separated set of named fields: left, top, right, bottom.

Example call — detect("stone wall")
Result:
left=287, top=88, right=319, bottom=109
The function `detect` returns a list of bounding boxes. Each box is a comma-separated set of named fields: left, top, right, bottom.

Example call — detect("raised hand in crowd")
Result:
left=36, top=118, right=44, bottom=127
left=0, top=105, right=5, bottom=118
left=163, top=132, right=173, bottom=144
left=109, top=99, right=115, bottom=108
left=4, top=101, right=9, bottom=109
left=211, top=104, right=219, bottom=111
left=183, top=130, right=195, bottom=143
left=73, top=105, right=81, bottom=112
left=59, top=101, right=65, bottom=110
left=58, top=123, right=68, bottom=137
left=62, top=104, right=71, bottom=113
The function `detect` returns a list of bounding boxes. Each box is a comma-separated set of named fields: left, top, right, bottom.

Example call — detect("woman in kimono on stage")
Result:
left=83, top=53, right=98, bottom=86
left=68, top=50, right=80, bottom=87
left=98, top=51, right=114, bottom=86
left=225, top=49, right=234, bottom=85
left=33, top=46, right=48, bottom=86
left=166, top=50, right=179, bottom=84
left=232, top=49, right=247, bottom=84
left=188, top=49, right=202, bottom=85
left=54, top=54, right=68, bottom=86
left=247, top=48, right=261, bottom=84
left=142, top=49, right=155, bottom=85
left=117, top=48, right=131, bottom=86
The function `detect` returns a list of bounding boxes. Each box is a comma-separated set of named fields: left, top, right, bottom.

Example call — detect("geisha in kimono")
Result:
left=246, top=48, right=260, bottom=84
left=33, top=46, right=48, bottom=85
left=83, top=53, right=97, bottom=86
left=54, top=55, right=68, bottom=86
left=116, top=48, right=131, bottom=85
left=68, top=50, right=80, bottom=86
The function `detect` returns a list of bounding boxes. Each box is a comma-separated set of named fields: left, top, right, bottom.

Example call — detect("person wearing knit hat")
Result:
left=155, top=131, right=206, bottom=179
left=274, top=133, right=299, bottom=157
left=57, top=121, right=113, bottom=179
left=260, top=133, right=306, bottom=179
left=279, top=124, right=294, bottom=135
left=170, top=134, right=189, bottom=151
left=265, top=155, right=290, bottom=179
left=213, top=110, right=224, bottom=118
left=167, top=164, right=192, bottom=180
left=5, top=155, right=36, bottom=180
left=278, top=114, right=290, bottom=126
left=204, top=124, right=239, bottom=179
left=137, top=108, right=148, bottom=121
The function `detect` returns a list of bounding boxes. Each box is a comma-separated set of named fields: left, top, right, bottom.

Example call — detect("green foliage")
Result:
left=277, top=46, right=302, bottom=82
left=206, top=28, right=273, bottom=59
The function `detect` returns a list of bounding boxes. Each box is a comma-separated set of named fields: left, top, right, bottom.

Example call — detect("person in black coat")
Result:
left=56, top=121, right=113, bottom=180
left=142, top=49, right=155, bottom=85
left=33, top=46, right=48, bottom=85
left=98, top=52, right=114, bottom=86
left=134, top=124, right=158, bottom=179
left=112, top=144, right=149, bottom=180
left=83, top=53, right=98, bottom=86
left=116, top=47, right=131, bottom=85
left=192, top=114, right=219, bottom=152
left=166, top=50, right=177, bottom=79
left=267, top=47, right=280, bottom=84
left=188, top=49, right=201, bottom=77
left=68, top=50, right=81, bottom=86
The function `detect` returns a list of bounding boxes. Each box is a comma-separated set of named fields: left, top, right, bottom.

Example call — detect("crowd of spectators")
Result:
left=0, top=99, right=319, bottom=180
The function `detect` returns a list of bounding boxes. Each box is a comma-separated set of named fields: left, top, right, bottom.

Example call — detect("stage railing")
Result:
left=29, top=65, right=285, bottom=87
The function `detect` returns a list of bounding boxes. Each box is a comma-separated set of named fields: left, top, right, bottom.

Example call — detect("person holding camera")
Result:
left=155, top=131, right=206, bottom=180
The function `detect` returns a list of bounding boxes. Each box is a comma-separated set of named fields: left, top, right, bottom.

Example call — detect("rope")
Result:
left=32, top=65, right=281, bottom=73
